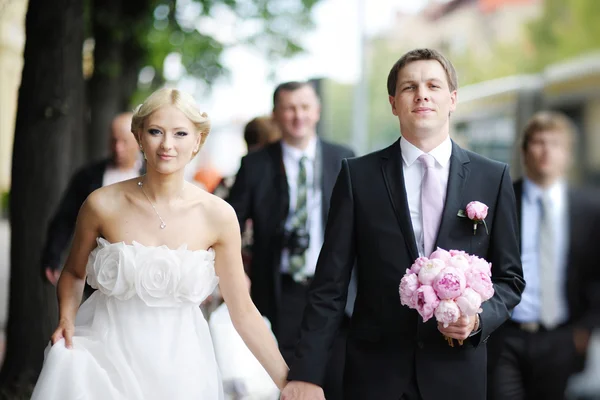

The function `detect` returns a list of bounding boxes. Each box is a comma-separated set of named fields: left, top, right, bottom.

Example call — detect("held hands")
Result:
left=438, top=314, right=479, bottom=341
left=51, top=319, right=75, bottom=349
left=280, top=381, right=325, bottom=400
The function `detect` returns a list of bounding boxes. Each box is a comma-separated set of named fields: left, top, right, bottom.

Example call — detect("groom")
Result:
left=281, top=48, right=525, bottom=400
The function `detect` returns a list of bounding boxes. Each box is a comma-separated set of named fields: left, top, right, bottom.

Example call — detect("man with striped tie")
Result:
left=226, top=81, right=355, bottom=400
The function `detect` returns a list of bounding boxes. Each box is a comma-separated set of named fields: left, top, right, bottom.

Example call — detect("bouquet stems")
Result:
left=444, top=336, right=464, bottom=347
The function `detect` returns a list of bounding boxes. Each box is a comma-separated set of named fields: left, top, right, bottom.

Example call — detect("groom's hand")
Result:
left=280, top=381, right=325, bottom=400
left=438, top=314, right=479, bottom=340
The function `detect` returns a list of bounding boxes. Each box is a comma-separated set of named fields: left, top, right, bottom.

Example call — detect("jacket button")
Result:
left=417, top=341, right=424, bottom=349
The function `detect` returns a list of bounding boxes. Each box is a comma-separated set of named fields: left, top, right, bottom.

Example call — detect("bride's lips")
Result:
left=158, top=154, right=175, bottom=161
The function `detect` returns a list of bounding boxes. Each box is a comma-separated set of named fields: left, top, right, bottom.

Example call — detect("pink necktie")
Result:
left=420, top=153, right=444, bottom=257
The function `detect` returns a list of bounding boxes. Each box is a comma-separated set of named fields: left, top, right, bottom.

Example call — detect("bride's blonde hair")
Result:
left=131, top=88, right=211, bottom=155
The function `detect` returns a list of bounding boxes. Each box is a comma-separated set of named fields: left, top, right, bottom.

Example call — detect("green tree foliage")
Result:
left=136, top=0, right=321, bottom=95
left=526, top=0, right=600, bottom=69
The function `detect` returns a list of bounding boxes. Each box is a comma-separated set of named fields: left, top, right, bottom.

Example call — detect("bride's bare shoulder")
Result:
left=189, top=184, right=237, bottom=225
left=84, top=178, right=139, bottom=216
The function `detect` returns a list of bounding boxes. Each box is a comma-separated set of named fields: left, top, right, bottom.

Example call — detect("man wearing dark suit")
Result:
left=226, top=81, right=355, bottom=400
left=487, top=111, right=600, bottom=400
left=42, top=112, right=142, bottom=284
left=281, top=48, right=525, bottom=400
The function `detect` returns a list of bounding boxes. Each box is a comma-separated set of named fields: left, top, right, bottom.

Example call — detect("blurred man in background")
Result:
left=226, top=81, right=355, bottom=400
left=488, top=111, right=600, bottom=400
left=41, top=112, right=142, bottom=285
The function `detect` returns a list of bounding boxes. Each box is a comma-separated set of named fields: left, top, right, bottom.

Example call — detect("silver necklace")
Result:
left=137, top=178, right=185, bottom=229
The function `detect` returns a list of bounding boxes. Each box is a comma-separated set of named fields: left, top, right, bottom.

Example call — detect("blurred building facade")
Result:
left=384, top=0, right=541, bottom=64
left=0, top=0, right=27, bottom=194
left=454, top=53, right=600, bottom=184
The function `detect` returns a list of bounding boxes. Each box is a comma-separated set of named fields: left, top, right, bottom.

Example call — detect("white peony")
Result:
left=418, top=258, right=446, bottom=285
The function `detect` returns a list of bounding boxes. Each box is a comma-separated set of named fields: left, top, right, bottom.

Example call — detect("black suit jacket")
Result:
left=41, top=159, right=109, bottom=271
left=226, top=139, right=355, bottom=328
left=513, top=180, right=600, bottom=333
left=288, top=139, right=525, bottom=400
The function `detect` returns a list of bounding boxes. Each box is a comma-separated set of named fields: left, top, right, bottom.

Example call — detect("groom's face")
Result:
left=389, top=60, right=457, bottom=137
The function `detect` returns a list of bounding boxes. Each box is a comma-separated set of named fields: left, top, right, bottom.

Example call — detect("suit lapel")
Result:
left=435, top=142, right=470, bottom=250
left=513, top=180, right=523, bottom=248
left=266, top=142, right=290, bottom=232
left=381, top=139, right=419, bottom=261
left=566, top=188, right=579, bottom=283
left=320, top=141, right=337, bottom=226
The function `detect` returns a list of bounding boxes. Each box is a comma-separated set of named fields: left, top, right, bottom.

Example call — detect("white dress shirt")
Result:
left=512, top=178, right=569, bottom=324
left=280, top=137, right=323, bottom=277
left=102, top=159, right=142, bottom=187
left=400, top=136, right=452, bottom=257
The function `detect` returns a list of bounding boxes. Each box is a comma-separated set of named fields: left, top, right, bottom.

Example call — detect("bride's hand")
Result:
left=51, top=319, right=75, bottom=349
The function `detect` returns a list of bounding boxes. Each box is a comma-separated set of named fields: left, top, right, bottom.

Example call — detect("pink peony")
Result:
left=466, top=201, right=488, bottom=221
left=409, top=257, right=429, bottom=275
left=432, top=267, right=466, bottom=300
left=469, top=256, right=492, bottom=276
left=449, top=249, right=469, bottom=258
left=448, top=254, right=470, bottom=272
left=455, top=287, right=483, bottom=316
left=434, top=300, right=461, bottom=328
left=412, top=285, right=440, bottom=322
left=399, top=272, right=420, bottom=308
left=465, top=268, right=494, bottom=301
left=429, top=248, right=451, bottom=262
left=418, top=258, right=446, bottom=285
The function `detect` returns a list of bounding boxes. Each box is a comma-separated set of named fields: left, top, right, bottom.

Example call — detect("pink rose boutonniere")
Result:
left=458, top=201, right=489, bottom=235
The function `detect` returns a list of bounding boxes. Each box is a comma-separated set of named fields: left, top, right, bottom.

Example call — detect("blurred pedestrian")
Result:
left=213, top=116, right=281, bottom=200
left=488, top=111, right=600, bottom=400
left=226, top=81, right=355, bottom=400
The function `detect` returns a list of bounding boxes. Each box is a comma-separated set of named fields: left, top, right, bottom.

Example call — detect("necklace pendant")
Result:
left=160, top=222, right=166, bottom=229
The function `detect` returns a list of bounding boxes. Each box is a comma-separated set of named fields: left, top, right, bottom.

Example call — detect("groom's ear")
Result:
left=449, top=90, right=457, bottom=113
left=389, top=95, right=399, bottom=116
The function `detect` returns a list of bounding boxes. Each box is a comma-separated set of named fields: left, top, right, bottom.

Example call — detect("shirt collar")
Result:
left=523, top=176, right=566, bottom=205
left=281, top=135, right=318, bottom=162
left=400, top=135, right=452, bottom=168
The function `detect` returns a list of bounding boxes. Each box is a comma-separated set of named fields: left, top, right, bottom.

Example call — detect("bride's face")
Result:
left=139, top=105, right=201, bottom=175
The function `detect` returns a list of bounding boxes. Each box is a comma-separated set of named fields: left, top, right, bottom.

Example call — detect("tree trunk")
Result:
left=0, top=0, right=85, bottom=394
left=86, top=0, right=124, bottom=161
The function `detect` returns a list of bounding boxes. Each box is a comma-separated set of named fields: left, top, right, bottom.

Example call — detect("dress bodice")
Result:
left=86, top=237, right=219, bottom=307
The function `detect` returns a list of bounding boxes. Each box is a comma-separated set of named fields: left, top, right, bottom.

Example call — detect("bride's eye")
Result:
left=175, top=131, right=188, bottom=137
left=148, top=128, right=161, bottom=135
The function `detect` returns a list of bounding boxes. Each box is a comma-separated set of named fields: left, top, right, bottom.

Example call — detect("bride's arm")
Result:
left=53, top=192, right=102, bottom=346
left=212, top=202, right=289, bottom=390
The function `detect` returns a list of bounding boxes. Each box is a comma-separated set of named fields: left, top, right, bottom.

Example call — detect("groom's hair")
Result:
left=387, top=48, right=458, bottom=96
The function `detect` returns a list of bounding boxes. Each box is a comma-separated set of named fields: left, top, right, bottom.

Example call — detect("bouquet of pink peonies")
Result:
left=399, top=247, right=494, bottom=346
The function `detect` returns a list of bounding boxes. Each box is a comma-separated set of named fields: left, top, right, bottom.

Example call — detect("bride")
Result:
left=31, top=88, right=288, bottom=399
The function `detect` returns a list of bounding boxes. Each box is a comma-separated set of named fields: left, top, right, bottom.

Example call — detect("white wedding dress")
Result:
left=31, top=237, right=224, bottom=400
